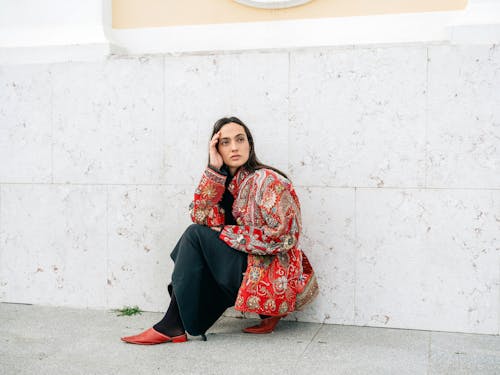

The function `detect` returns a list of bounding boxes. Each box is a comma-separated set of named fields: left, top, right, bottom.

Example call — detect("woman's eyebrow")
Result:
left=220, top=133, right=245, bottom=140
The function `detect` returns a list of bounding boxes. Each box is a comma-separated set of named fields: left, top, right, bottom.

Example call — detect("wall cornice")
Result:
left=1, top=0, right=499, bottom=63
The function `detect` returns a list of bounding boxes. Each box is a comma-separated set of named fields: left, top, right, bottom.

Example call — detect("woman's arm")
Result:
left=189, top=131, right=227, bottom=227
left=189, top=166, right=227, bottom=227
left=219, top=173, right=302, bottom=255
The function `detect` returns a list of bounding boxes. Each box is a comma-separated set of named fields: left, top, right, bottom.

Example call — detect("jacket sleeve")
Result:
left=219, top=174, right=302, bottom=255
left=189, top=167, right=227, bottom=227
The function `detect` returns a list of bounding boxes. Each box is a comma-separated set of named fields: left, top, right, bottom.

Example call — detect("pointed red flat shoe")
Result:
left=242, top=315, right=286, bottom=334
left=121, top=328, right=187, bottom=345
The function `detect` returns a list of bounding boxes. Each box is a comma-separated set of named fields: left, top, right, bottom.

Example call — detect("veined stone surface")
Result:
left=164, top=52, right=289, bottom=185
left=0, top=43, right=498, bottom=334
left=355, top=188, right=499, bottom=334
left=427, top=45, right=500, bottom=188
left=289, top=46, right=427, bottom=188
left=51, top=56, right=164, bottom=185
left=0, top=184, right=107, bottom=308
left=0, top=64, right=52, bottom=183
left=106, top=184, right=192, bottom=311
left=293, top=186, right=357, bottom=325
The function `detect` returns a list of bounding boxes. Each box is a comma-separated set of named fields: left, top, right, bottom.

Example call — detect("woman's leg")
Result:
left=152, top=291, right=185, bottom=337
left=170, top=224, right=247, bottom=336
left=121, top=224, right=246, bottom=343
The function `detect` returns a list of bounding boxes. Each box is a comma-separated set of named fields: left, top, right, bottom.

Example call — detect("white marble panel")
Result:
left=0, top=64, right=52, bottom=183
left=355, top=188, right=500, bottom=334
left=291, top=186, right=357, bottom=324
left=164, top=52, right=289, bottom=185
left=106, top=184, right=192, bottom=312
left=289, top=46, right=427, bottom=188
left=427, top=45, right=500, bottom=189
left=51, top=56, right=164, bottom=184
left=0, top=186, right=4, bottom=301
left=0, top=184, right=107, bottom=307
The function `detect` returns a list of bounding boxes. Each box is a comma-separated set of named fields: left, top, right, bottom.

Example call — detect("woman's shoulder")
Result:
left=252, top=167, right=292, bottom=187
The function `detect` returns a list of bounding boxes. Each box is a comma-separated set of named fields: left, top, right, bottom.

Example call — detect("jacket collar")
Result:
left=228, top=167, right=251, bottom=197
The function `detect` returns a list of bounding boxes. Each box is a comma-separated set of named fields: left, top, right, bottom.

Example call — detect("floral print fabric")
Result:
left=190, top=167, right=318, bottom=316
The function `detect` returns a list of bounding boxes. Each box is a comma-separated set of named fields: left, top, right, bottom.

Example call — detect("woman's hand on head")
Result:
left=209, top=131, right=223, bottom=170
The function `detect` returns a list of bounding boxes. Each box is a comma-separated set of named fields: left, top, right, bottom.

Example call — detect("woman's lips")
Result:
left=230, top=155, right=240, bottom=160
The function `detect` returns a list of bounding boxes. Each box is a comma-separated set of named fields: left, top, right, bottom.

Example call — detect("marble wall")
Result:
left=0, top=43, right=498, bottom=335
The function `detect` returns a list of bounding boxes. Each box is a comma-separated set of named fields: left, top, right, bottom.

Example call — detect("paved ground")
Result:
left=1, top=303, right=499, bottom=375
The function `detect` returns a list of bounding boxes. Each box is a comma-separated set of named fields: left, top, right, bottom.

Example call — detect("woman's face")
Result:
left=217, top=122, right=250, bottom=175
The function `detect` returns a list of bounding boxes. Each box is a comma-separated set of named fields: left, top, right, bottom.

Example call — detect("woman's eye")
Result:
left=237, top=138, right=245, bottom=143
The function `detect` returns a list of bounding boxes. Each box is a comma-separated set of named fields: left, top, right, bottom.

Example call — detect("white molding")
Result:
left=234, top=0, right=312, bottom=9
left=447, top=0, right=500, bottom=44
left=0, top=26, right=109, bottom=48
left=107, top=0, right=500, bottom=55
left=0, top=0, right=113, bottom=63
left=108, top=11, right=462, bottom=55
left=0, top=44, right=113, bottom=65
left=2, top=0, right=499, bottom=63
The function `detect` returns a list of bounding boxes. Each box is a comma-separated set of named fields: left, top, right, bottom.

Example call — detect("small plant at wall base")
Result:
left=113, top=305, right=143, bottom=316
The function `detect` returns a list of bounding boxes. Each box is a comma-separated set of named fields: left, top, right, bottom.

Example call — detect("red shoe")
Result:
left=242, top=315, right=286, bottom=334
left=121, top=328, right=187, bottom=345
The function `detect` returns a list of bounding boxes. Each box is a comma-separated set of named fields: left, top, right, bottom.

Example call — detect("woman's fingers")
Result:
left=210, top=131, right=220, bottom=147
left=209, top=131, right=223, bottom=169
left=209, top=132, right=220, bottom=152
left=211, top=131, right=220, bottom=141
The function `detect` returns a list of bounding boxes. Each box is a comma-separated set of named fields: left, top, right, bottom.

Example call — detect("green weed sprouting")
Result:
left=113, top=305, right=143, bottom=316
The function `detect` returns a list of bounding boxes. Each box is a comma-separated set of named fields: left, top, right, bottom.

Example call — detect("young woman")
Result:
left=121, top=117, right=318, bottom=344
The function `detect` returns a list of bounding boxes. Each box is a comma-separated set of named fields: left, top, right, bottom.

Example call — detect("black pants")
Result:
left=170, top=224, right=247, bottom=336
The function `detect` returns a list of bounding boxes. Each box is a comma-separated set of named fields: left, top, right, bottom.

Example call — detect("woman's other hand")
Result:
left=209, top=131, right=223, bottom=170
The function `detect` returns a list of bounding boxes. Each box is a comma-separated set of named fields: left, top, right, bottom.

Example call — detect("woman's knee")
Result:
left=172, top=224, right=208, bottom=263
left=184, top=223, right=206, bottom=237
left=179, top=224, right=211, bottom=249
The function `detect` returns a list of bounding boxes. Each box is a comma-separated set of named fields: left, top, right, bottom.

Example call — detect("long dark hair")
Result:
left=210, top=116, right=289, bottom=179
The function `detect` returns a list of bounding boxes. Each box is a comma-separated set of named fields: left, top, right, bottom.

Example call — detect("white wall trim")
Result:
left=447, top=0, right=500, bottom=44
left=0, top=0, right=112, bottom=63
left=107, top=0, right=500, bottom=55
left=109, top=11, right=463, bottom=56
left=2, top=0, right=500, bottom=63
left=0, top=44, right=113, bottom=65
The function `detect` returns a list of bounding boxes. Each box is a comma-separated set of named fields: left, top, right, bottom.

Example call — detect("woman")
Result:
left=121, top=117, right=318, bottom=345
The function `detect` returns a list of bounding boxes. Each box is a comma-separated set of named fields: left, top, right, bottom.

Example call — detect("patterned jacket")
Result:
left=190, top=166, right=318, bottom=316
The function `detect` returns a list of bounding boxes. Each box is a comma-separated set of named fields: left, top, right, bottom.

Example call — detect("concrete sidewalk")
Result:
left=1, top=303, right=498, bottom=375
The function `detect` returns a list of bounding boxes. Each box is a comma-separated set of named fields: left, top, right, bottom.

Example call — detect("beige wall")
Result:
left=112, top=0, right=468, bottom=29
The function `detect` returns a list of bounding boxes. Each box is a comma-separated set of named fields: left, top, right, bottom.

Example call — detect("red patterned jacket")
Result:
left=190, top=166, right=318, bottom=316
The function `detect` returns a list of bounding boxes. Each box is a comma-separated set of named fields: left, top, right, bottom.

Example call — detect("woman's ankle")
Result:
left=153, top=324, right=185, bottom=337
